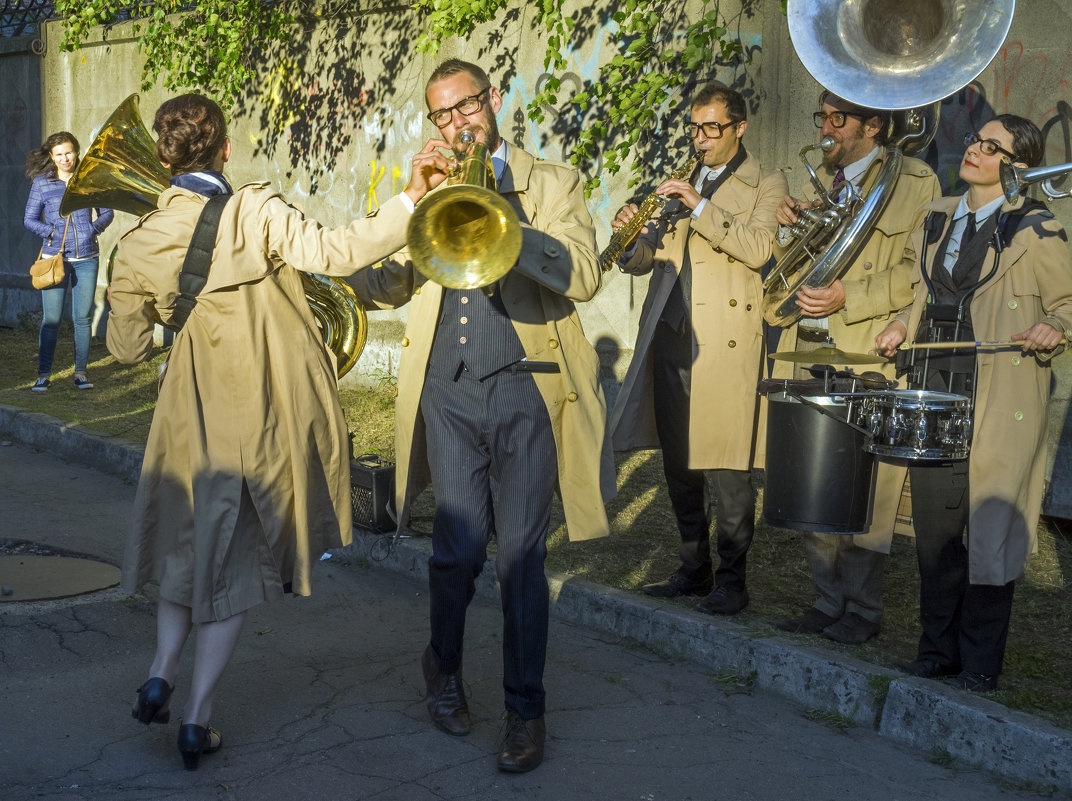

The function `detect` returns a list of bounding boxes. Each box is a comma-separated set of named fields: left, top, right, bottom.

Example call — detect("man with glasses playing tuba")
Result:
left=772, top=91, right=940, bottom=645
left=347, top=58, right=612, bottom=774
left=609, top=83, right=787, bottom=616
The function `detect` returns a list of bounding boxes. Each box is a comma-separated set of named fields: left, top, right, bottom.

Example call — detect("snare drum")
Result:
left=860, top=390, right=972, bottom=460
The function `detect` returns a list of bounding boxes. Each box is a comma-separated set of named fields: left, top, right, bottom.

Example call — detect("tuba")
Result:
left=60, top=94, right=368, bottom=378
left=763, top=0, right=1016, bottom=328
left=407, top=130, right=522, bottom=289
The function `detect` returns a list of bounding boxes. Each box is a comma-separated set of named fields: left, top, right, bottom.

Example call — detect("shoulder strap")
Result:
left=996, top=198, right=1047, bottom=250
left=173, top=194, right=230, bottom=330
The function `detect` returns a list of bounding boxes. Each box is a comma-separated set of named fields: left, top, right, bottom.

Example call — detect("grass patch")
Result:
left=3, top=321, right=1071, bottom=728
left=800, top=707, right=852, bottom=730
left=710, top=668, right=757, bottom=696
left=927, top=746, right=955, bottom=767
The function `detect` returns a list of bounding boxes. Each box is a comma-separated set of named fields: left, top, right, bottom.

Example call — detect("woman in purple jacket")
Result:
left=23, top=132, right=114, bottom=391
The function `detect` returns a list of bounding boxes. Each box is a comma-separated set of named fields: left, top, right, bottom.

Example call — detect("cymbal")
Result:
left=769, top=345, right=887, bottom=365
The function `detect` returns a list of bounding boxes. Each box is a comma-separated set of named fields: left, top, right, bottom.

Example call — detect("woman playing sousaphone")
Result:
left=109, top=93, right=450, bottom=770
left=875, top=114, right=1072, bottom=692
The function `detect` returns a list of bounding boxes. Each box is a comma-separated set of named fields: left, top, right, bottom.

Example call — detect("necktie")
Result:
left=832, top=168, right=847, bottom=194
left=963, top=212, right=977, bottom=246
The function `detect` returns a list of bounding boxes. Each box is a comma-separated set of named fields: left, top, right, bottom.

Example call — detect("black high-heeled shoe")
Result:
left=177, top=723, right=223, bottom=771
left=131, top=677, right=173, bottom=725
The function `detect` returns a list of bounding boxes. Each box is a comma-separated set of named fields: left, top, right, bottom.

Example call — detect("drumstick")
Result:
left=898, top=339, right=1068, bottom=350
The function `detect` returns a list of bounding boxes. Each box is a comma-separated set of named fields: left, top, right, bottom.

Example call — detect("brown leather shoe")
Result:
left=421, top=644, right=471, bottom=736
left=497, top=709, right=545, bottom=773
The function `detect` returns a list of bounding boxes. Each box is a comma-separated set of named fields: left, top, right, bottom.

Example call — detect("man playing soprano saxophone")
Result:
left=609, top=82, right=787, bottom=614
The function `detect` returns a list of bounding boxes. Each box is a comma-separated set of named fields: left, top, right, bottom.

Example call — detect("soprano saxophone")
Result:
left=598, top=152, right=703, bottom=272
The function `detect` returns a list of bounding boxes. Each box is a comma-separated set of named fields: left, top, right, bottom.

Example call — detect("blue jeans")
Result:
left=38, top=256, right=99, bottom=376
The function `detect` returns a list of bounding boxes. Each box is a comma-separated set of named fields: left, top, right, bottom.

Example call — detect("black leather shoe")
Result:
left=176, top=723, right=222, bottom=771
left=421, top=644, right=471, bottom=736
left=775, top=607, right=839, bottom=634
left=946, top=670, right=998, bottom=692
left=131, top=677, right=173, bottom=725
left=497, top=710, right=545, bottom=773
left=642, top=571, right=713, bottom=599
left=697, top=585, right=749, bottom=616
left=900, top=659, right=961, bottom=679
left=819, top=613, right=879, bottom=643
left=823, top=612, right=881, bottom=645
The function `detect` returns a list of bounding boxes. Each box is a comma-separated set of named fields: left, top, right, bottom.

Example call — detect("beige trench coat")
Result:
left=610, top=151, right=788, bottom=469
left=348, top=147, right=615, bottom=542
left=894, top=195, right=1072, bottom=584
left=108, top=183, right=412, bottom=621
left=767, top=149, right=941, bottom=550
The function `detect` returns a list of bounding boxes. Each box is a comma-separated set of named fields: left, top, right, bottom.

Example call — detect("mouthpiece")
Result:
left=819, top=136, right=837, bottom=153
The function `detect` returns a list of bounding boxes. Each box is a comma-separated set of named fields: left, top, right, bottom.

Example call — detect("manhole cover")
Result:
left=0, top=554, right=120, bottom=602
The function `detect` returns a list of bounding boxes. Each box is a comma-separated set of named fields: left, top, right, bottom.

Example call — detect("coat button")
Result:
left=541, top=265, right=550, bottom=273
left=728, top=339, right=736, bottom=348
left=863, top=261, right=873, bottom=270
left=459, top=336, right=467, bottom=344
left=1008, top=299, right=1018, bottom=310
left=546, top=244, right=560, bottom=257
left=1011, top=355, right=1022, bottom=366
left=460, top=316, right=468, bottom=324
left=549, top=339, right=559, bottom=349
left=727, top=256, right=735, bottom=263
left=729, top=299, right=737, bottom=307
left=723, top=221, right=730, bottom=229
left=401, top=337, right=410, bottom=347
left=567, top=391, right=578, bottom=402
left=461, top=296, right=469, bottom=304
left=746, top=304, right=752, bottom=311
left=1014, top=410, right=1024, bottom=421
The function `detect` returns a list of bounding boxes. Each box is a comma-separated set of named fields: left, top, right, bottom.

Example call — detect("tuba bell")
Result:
left=763, top=0, right=1016, bottom=328
left=60, top=94, right=368, bottom=378
left=407, top=130, right=522, bottom=289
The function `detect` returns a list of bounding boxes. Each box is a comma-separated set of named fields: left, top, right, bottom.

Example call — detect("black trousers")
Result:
left=421, top=364, right=557, bottom=720
left=909, top=461, right=1016, bottom=676
left=651, top=318, right=755, bottom=591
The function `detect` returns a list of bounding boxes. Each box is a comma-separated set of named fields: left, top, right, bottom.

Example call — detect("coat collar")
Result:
left=497, top=144, right=534, bottom=195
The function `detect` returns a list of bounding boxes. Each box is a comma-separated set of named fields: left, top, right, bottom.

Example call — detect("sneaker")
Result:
left=73, top=376, right=94, bottom=390
left=31, top=377, right=50, bottom=392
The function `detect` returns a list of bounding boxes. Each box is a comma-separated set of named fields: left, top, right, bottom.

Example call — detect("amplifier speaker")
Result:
left=350, top=454, right=395, bottom=532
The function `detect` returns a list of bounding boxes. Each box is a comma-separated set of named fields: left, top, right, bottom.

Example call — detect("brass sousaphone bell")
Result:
left=763, top=0, right=1016, bottom=328
left=60, top=94, right=367, bottom=377
left=407, top=130, right=522, bottom=289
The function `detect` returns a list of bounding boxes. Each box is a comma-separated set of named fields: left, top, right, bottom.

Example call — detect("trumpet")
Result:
left=599, top=152, right=702, bottom=271
left=1001, top=159, right=1072, bottom=203
left=407, top=131, right=522, bottom=289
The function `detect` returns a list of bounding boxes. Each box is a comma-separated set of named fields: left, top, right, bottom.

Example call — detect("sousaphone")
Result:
left=60, top=94, right=367, bottom=378
left=764, top=0, right=1016, bottom=328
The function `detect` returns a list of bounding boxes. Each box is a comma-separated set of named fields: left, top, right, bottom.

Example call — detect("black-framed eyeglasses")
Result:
left=684, top=120, right=739, bottom=139
left=427, top=88, right=491, bottom=128
left=812, top=110, right=869, bottom=129
left=963, top=132, right=1018, bottom=161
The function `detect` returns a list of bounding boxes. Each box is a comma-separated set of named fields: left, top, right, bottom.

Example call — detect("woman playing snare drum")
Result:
left=875, top=114, right=1072, bottom=691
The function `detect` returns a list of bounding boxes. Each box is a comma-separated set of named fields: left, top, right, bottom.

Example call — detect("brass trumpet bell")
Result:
left=407, top=134, right=522, bottom=289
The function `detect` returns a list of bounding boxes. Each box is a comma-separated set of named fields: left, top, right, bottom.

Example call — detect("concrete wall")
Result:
left=5, top=0, right=1072, bottom=514
left=0, top=32, right=43, bottom=323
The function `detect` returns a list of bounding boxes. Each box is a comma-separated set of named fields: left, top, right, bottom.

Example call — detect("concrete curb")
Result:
left=3, top=402, right=1071, bottom=792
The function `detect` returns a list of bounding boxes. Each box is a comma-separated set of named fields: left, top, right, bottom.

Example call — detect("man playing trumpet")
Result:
left=610, top=82, right=787, bottom=615
left=348, top=59, right=613, bottom=774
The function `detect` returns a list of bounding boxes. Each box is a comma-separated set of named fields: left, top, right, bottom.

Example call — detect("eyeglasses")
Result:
left=963, top=132, right=1018, bottom=161
left=427, top=88, right=491, bottom=128
left=812, top=110, right=869, bottom=129
left=684, top=120, right=739, bottom=139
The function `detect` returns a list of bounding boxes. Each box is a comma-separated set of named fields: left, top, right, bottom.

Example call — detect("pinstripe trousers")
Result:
left=420, top=364, right=557, bottom=720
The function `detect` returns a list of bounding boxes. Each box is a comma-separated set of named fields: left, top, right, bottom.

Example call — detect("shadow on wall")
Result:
left=235, top=2, right=765, bottom=199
